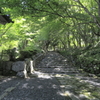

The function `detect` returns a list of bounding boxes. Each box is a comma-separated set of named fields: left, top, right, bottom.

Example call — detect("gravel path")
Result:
left=0, top=74, right=65, bottom=100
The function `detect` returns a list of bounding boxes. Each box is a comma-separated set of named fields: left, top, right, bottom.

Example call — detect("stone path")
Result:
left=35, top=52, right=78, bottom=74
left=0, top=74, right=65, bottom=100
left=35, top=52, right=100, bottom=100
left=0, top=51, right=100, bottom=100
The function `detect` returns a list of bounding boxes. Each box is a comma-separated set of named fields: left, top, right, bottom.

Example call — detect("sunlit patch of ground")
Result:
left=30, top=71, right=53, bottom=79
left=55, top=74, right=100, bottom=100
left=0, top=76, right=14, bottom=81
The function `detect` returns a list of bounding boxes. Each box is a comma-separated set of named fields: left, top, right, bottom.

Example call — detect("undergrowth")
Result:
left=60, top=46, right=100, bottom=76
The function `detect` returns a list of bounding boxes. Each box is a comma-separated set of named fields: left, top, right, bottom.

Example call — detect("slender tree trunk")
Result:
left=98, top=0, right=100, bottom=17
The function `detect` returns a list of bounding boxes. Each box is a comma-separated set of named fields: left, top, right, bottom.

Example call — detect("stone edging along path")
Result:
left=0, top=53, right=45, bottom=77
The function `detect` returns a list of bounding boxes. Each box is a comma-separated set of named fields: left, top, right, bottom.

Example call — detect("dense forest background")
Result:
left=0, top=0, right=100, bottom=75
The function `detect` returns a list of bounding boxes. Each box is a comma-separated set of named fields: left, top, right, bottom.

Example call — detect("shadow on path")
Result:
left=0, top=72, right=66, bottom=100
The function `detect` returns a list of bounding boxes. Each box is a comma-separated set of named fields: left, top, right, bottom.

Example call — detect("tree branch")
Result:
left=0, top=23, right=13, bottom=38
left=74, top=0, right=100, bottom=28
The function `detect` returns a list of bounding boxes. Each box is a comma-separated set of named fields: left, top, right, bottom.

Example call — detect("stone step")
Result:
left=35, top=68, right=78, bottom=73
left=35, top=67, right=78, bottom=71
left=34, top=71, right=78, bottom=75
left=36, top=65, right=70, bottom=68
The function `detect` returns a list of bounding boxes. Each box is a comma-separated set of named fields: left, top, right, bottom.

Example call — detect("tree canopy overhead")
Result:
left=0, top=0, right=99, bottom=54
left=0, top=0, right=99, bottom=48
left=0, top=0, right=100, bottom=75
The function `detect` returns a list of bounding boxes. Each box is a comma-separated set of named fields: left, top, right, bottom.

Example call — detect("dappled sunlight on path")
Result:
left=55, top=74, right=100, bottom=100
left=35, top=52, right=100, bottom=100
left=0, top=52, right=100, bottom=100
left=0, top=73, right=65, bottom=100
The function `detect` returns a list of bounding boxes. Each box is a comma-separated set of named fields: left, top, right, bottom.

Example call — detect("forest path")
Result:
left=35, top=52, right=100, bottom=100
left=0, top=52, right=100, bottom=100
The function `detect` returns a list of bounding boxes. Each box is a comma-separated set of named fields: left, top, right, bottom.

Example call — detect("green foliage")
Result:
left=71, top=45, right=100, bottom=75
left=19, top=49, right=38, bottom=60
left=0, top=0, right=100, bottom=75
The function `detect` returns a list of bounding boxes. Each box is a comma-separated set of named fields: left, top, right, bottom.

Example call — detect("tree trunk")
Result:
left=98, top=0, right=100, bottom=17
